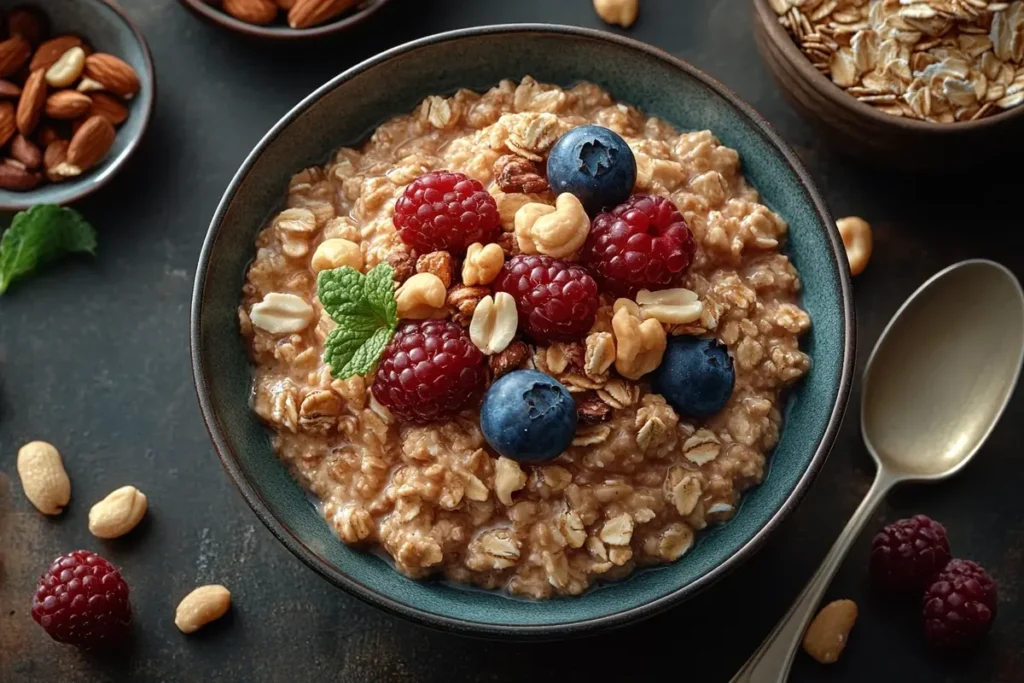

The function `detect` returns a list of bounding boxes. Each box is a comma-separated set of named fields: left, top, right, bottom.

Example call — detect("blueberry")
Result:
left=480, top=370, right=577, bottom=463
left=546, top=125, right=637, bottom=215
left=650, top=336, right=736, bottom=418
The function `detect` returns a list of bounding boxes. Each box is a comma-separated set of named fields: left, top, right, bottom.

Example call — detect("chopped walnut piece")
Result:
left=384, top=242, right=417, bottom=283
left=494, top=153, right=550, bottom=194
left=447, top=284, right=490, bottom=326
left=416, top=251, right=455, bottom=288
left=494, top=456, right=527, bottom=506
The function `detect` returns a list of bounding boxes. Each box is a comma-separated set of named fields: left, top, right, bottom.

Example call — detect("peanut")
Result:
left=45, top=47, right=86, bottom=88
left=249, top=292, right=314, bottom=335
left=88, top=485, right=147, bottom=538
left=636, top=288, right=703, bottom=324
left=837, top=216, right=872, bottom=276
left=803, top=599, right=858, bottom=664
left=469, top=292, right=517, bottom=355
left=174, top=585, right=232, bottom=634
left=514, top=193, right=590, bottom=259
left=17, top=441, right=70, bottom=515
left=311, top=238, right=362, bottom=273
left=462, top=242, right=504, bottom=286
left=593, top=0, right=639, bottom=27
left=395, top=272, right=446, bottom=319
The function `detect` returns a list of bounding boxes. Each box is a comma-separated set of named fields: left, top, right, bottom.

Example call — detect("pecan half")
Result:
left=489, top=340, right=529, bottom=378
left=416, top=250, right=454, bottom=288
left=384, top=242, right=416, bottom=284
left=494, top=154, right=549, bottom=194
left=577, top=396, right=612, bottom=425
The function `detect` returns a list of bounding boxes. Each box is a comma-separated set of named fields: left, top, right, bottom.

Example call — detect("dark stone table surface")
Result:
left=2, top=0, right=1022, bottom=681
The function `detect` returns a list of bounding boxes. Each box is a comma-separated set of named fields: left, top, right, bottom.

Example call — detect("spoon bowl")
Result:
left=863, top=260, right=1024, bottom=481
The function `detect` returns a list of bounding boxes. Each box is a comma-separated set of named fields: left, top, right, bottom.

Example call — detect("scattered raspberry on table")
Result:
left=393, top=170, right=500, bottom=255
left=31, top=550, right=132, bottom=649
left=372, top=319, right=488, bottom=423
left=870, top=514, right=952, bottom=596
left=922, top=559, right=997, bottom=649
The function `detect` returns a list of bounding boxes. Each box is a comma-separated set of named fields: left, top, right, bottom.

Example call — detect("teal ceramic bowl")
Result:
left=191, top=25, right=855, bottom=638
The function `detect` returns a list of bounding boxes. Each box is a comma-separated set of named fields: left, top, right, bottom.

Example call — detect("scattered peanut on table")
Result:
left=174, top=585, right=232, bottom=634
left=803, top=599, right=859, bottom=664
left=88, top=485, right=148, bottom=539
left=593, top=0, right=640, bottom=27
left=837, top=216, right=873, bottom=276
left=16, top=440, right=71, bottom=515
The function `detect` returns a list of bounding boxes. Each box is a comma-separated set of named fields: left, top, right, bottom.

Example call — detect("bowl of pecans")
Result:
left=0, top=0, right=154, bottom=210
left=179, top=0, right=392, bottom=39
left=754, top=0, right=1024, bottom=169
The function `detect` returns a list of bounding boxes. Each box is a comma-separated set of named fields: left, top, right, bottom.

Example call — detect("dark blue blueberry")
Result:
left=650, top=336, right=736, bottom=418
left=480, top=369, right=577, bottom=463
left=546, top=125, right=637, bottom=215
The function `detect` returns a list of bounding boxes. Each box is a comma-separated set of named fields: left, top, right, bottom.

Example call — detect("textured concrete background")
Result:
left=1, top=0, right=1022, bottom=681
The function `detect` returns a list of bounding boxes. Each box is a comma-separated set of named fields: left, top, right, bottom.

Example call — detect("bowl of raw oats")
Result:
left=191, top=25, right=854, bottom=636
left=754, top=0, right=1024, bottom=169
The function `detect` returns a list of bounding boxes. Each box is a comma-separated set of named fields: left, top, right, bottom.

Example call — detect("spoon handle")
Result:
left=729, top=471, right=895, bottom=683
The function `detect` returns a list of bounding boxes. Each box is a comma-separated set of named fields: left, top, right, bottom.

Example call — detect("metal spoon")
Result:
left=731, top=259, right=1024, bottom=683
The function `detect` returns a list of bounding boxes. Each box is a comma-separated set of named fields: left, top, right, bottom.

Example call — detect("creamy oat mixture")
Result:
left=240, top=77, right=811, bottom=598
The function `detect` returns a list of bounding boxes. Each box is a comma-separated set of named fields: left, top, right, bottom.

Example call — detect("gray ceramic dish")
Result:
left=191, top=24, right=855, bottom=638
left=0, top=0, right=155, bottom=211
left=178, top=0, right=392, bottom=40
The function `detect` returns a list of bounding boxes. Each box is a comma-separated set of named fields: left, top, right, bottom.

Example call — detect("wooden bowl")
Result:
left=752, top=0, right=1024, bottom=171
left=178, top=0, right=391, bottom=40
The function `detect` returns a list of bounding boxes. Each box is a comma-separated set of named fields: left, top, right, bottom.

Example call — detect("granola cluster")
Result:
left=771, top=0, right=1024, bottom=121
left=240, top=77, right=811, bottom=598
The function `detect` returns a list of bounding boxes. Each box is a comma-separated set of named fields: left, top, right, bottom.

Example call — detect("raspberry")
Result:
left=31, top=550, right=131, bottom=649
left=581, top=194, right=697, bottom=297
left=923, top=559, right=997, bottom=649
left=870, top=515, right=952, bottom=596
left=371, top=320, right=488, bottom=423
left=393, top=170, right=500, bottom=255
left=493, top=254, right=599, bottom=343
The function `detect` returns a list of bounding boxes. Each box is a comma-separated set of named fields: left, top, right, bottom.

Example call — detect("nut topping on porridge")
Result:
left=241, top=77, right=811, bottom=598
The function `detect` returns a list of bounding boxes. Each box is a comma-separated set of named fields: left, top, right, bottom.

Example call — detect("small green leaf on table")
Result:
left=0, top=205, right=97, bottom=295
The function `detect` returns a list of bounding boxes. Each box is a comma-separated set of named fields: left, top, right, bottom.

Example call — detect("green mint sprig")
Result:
left=318, top=263, right=397, bottom=379
left=0, top=205, right=97, bottom=295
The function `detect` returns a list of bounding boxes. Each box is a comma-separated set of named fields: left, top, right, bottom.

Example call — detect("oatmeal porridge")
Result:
left=240, top=76, right=812, bottom=599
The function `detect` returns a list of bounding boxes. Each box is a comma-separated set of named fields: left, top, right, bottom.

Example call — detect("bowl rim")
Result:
left=177, top=0, right=392, bottom=40
left=190, top=23, right=856, bottom=637
left=0, top=0, right=156, bottom=212
left=751, top=0, right=1022, bottom=132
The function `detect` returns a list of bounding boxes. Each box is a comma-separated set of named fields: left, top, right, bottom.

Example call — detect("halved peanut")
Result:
left=837, top=216, right=872, bottom=276
left=88, top=485, right=147, bottom=538
left=175, top=585, right=232, bottom=634
left=17, top=441, right=71, bottom=515
left=803, top=599, right=858, bottom=664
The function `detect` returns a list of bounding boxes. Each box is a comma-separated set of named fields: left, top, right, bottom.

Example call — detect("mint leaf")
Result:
left=0, top=205, right=97, bottom=294
left=363, top=262, right=396, bottom=324
left=317, top=263, right=399, bottom=379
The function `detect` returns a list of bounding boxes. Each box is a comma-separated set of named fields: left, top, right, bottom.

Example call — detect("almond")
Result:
left=87, top=92, right=128, bottom=126
left=0, top=79, right=21, bottom=99
left=29, top=35, right=84, bottom=73
left=0, top=158, right=41, bottom=190
left=16, top=69, right=46, bottom=135
left=0, top=37, right=31, bottom=78
left=0, top=101, right=16, bottom=146
left=83, top=53, right=140, bottom=98
left=223, top=0, right=279, bottom=25
left=7, top=7, right=47, bottom=45
left=288, top=0, right=357, bottom=28
left=43, top=139, right=70, bottom=181
left=45, top=90, right=91, bottom=119
left=66, top=115, right=115, bottom=173
left=11, top=134, right=42, bottom=170
left=36, top=123, right=61, bottom=147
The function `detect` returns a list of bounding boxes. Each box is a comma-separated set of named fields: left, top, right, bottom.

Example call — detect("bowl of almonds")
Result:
left=179, top=0, right=392, bottom=39
left=754, top=0, right=1024, bottom=169
left=0, top=0, right=153, bottom=210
